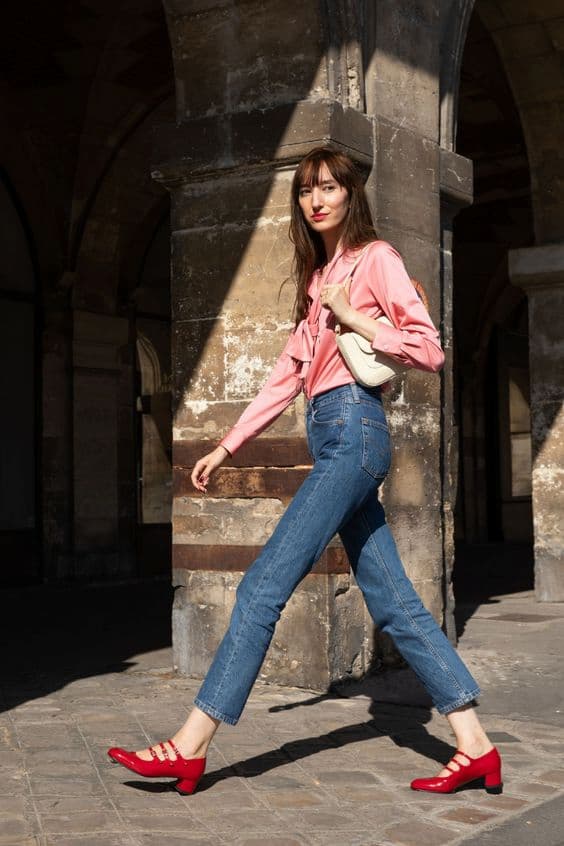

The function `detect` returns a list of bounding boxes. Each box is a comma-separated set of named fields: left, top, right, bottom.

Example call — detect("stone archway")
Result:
left=441, top=0, right=564, bottom=602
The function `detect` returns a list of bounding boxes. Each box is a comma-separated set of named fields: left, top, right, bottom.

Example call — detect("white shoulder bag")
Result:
left=334, top=247, right=428, bottom=388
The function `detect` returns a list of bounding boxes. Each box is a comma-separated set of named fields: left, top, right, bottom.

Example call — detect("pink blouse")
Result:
left=220, top=240, right=444, bottom=456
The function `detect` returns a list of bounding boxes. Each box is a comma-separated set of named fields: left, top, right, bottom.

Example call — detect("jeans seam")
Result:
left=359, top=508, right=467, bottom=698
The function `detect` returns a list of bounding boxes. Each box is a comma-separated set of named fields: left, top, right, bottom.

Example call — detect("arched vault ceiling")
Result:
left=474, top=0, right=564, bottom=243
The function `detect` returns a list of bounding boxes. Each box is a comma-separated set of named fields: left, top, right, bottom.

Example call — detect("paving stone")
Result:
left=439, top=807, right=499, bottom=824
left=509, top=781, right=559, bottom=797
left=0, top=816, right=35, bottom=841
left=105, top=783, right=189, bottom=810
left=26, top=760, right=96, bottom=778
left=29, top=776, right=106, bottom=797
left=312, top=769, right=380, bottom=786
left=236, top=839, right=311, bottom=846
left=249, top=774, right=311, bottom=790
left=120, top=811, right=203, bottom=832
left=44, top=837, right=129, bottom=846
left=275, top=809, right=363, bottom=830
left=131, top=838, right=219, bottom=846
left=537, top=769, right=564, bottom=785
left=330, top=785, right=399, bottom=803
left=260, top=788, right=327, bottom=808
left=35, top=797, right=115, bottom=813
left=40, top=811, right=124, bottom=835
left=131, top=833, right=219, bottom=846
left=17, top=727, right=85, bottom=749
left=190, top=808, right=283, bottom=833
left=477, top=794, right=529, bottom=811
left=382, top=820, right=456, bottom=845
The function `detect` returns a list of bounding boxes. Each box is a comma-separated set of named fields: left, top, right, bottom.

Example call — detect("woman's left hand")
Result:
left=320, top=278, right=354, bottom=324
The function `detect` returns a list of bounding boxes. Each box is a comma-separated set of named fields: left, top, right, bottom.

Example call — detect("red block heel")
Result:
left=410, top=746, right=503, bottom=795
left=484, top=769, right=503, bottom=794
left=108, top=739, right=206, bottom=795
left=175, top=777, right=200, bottom=795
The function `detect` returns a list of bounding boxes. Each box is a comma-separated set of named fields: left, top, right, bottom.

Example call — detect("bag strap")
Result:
left=348, top=245, right=430, bottom=313
left=336, top=245, right=430, bottom=337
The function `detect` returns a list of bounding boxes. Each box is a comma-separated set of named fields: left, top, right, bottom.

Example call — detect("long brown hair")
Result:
left=289, top=147, right=378, bottom=326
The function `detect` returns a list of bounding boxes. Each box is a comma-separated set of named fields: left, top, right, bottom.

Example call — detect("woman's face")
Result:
left=298, top=163, right=349, bottom=238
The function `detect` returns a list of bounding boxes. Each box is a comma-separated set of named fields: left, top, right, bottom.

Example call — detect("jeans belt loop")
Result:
left=350, top=382, right=361, bottom=403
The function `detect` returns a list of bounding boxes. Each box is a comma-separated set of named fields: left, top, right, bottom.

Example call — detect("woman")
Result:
left=109, top=147, right=502, bottom=797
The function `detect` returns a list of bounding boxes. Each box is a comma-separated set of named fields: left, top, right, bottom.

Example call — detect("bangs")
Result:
left=293, top=149, right=353, bottom=194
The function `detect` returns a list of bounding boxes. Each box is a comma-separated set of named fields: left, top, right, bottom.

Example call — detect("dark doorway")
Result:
left=451, top=10, right=534, bottom=602
left=0, top=174, right=41, bottom=584
left=133, top=214, right=172, bottom=577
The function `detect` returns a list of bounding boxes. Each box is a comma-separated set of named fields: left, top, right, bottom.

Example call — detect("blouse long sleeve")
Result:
left=219, top=334, right=303, bottom=456
left=365, top=242, right=445, bottom=373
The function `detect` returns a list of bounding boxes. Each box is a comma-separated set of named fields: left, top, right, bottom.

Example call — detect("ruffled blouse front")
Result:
left=220, top=240, right=444, bottom=456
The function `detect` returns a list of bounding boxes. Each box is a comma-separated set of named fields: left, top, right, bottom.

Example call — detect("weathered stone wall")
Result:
left=160, top=0, right=456, bottom=688
left=509, top=245, right=564, bottom=601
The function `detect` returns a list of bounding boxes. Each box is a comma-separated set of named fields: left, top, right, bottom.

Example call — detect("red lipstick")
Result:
left=312, top=213, right=327, bottom=221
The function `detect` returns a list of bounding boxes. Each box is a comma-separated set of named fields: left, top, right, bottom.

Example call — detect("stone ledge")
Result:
left=509, top=242, right=564, bottom=289
left=439, top=147, right=473, bottom=208
left=151, top=100, right=373, bottom=185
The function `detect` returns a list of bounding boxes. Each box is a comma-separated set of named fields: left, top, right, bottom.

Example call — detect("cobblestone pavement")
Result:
left=1, top=582, right=563, bottom=846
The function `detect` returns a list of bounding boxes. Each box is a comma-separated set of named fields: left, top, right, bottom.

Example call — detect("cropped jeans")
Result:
left=194, top=382, right=480, bottom=725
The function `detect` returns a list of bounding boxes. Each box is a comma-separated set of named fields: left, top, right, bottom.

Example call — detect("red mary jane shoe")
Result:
left=108, top=739, right=206, bottom=795
left=410, top=746, right=502, bottom=795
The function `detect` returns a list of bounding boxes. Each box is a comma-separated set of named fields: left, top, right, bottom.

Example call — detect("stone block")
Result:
left=172, top=496, right=285, bottom=545
left=172, top=234, right=293, bottom=324
left=375, top=121, right=440, bottom=241
left=367, top=2, right=439, bottom=140
left=173, top=394, right=306, bottom=442
left=382, top=819, right=454, bottom=845
left=383, top=503, right=443, bottom=582
left=386, top=432, right=442, bottom=509
left=403, top=368, right=441, bottom=407
left=173, top=317, right=225, bottom=404
left=168, top=1, right=325, bottom=122
left=535, top=549, right=564, bottom=602
left=172, top=568, right=371, bottom=689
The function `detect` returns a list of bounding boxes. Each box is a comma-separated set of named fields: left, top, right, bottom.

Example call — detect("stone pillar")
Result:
left=362, top=3, right=448, bottom=656
left=439, top=148, right=474, bottom=640
left=159, top=0, right=453, bottom=689
left=509, top=244, right=564, bottom=601
left=156, top=0, right=380, bottom=689
left=72, top=310, right=133, bottom=579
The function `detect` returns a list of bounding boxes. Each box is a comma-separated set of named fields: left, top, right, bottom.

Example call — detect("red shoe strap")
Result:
left=149, top=746, right=158, bottom=760
left=167, top=738, right=182, bottom=760
left=159, top=741, right=171, bottom=763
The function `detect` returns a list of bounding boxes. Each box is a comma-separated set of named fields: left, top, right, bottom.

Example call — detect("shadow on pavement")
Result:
left=453, top=541, right=534, bottom=638
left=1, top=579, right=173, bottom=714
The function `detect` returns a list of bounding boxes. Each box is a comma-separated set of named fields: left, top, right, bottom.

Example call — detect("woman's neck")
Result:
left=321, top=230, right=343, bottom=263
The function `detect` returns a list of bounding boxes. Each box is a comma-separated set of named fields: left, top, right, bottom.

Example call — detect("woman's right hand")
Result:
left=191, top=445, right=230, bottom=493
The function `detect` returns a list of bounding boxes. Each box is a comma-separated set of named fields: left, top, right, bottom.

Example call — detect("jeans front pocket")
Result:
left=361, top=416, right=391, bottom=480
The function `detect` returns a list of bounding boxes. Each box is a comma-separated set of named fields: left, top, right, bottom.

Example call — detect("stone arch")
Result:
left=444, top=0, right=563, bottom=602
left=439, top=0, right=476, bottom=150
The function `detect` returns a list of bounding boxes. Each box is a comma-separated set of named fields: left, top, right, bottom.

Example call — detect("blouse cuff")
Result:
left=219, top=429, right=245, bottom=457
left=370, top=320, right=406, bottom=357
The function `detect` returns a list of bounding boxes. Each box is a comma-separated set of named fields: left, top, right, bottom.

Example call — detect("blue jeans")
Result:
left=194, top=382, right=480, bottom=724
